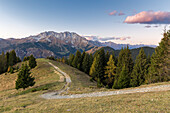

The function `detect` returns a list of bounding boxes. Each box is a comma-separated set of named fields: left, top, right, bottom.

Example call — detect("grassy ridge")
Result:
left=0, top=58, right=169, bottom=112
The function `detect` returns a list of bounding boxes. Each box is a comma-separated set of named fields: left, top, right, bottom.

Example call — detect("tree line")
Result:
left=0, top=50, right=37, bottom=90
left=49, top=30, right=170, bottom=89
left=0, top=50, right=21, bottom=74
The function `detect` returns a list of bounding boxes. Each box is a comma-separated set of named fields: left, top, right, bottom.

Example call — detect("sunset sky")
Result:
left=0, top=0, right=169, bottom=45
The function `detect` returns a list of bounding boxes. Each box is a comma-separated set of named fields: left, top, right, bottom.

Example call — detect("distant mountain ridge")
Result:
left=0, top=31, right=156, bottom=59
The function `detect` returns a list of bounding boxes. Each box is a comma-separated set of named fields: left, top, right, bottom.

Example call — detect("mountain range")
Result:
left=0, top=31, right=156, bottom=59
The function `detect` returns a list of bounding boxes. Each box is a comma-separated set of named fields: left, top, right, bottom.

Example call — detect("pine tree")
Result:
left=80, top=51, right=86, bottom=71
left=72, top=50, right=82, bottom=69
left=15, top=63, right=35, bottom=90
left=5, top=52, right=9, bottom=68
left=89, top=53, right=93, bottom=67
left=29, top=55, right=37, bottom=69
left=105, top=51, right=110, bottom=64
left=9, top=50, right=17, bottom=66
left=124, top=46, right=134, bottom=74
left=113, top=46, right=133, bottom=89
left=89, top=49, right=105, bottom=86
left=147, top=30, right=170, bottom=83
left=82, top=53, right=91, bottom=74
left=104, top=55, right=116, bottom=88
left=117, top=65, right=130, bottom=89
left=113, top=48, right=125, bottom=88
left=112, top=51, right=117, bottom=66
left=68, top=53, right=75, bottom=66
left=130, top=48, right=147, bottom=87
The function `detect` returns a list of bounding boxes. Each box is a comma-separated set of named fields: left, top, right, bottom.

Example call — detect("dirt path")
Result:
left=41, top=62, right=170, bottom=99
left=41, top=62, right=71, bottom=98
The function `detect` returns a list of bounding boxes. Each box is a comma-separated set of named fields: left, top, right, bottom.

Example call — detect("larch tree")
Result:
left=104, top=55, right=116, bottom=88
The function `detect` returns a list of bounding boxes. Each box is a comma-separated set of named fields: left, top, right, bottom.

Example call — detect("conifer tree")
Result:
left=15, top=63, right=35, bottom=90
left=113, top=46, right=133, bottom=89
left=105, top=51, right=110, bottom=64
left=117, top=65, right=130, bottom=89
left=5, top=52, right=9, bottom=68
left=113, top=48, right=125, bottom=88
left=82, top=53, right=91, bottom=74
left=104, top=55, right=116, bottom=88
left=124, top=46, right=134, bottom=74
left=29, top=55, right=37, bottom=69
left=0, top=52, right=7, bottom=74
left=89, top=53, right=93, bottom=67
left=9, top=50, right=17, bottom=66
left=130, top=48, right=147, bottom=87
left=89, top=56, right=98, bottom=79
left=72, top=50, right=82, bottom=69
left=147, top=30, right=170, bottom=83
left=80, top=51, right=86, bottom=70
left=112, top=51, right=117, bottom=66
left=68, top=53, right=74, bottom=66
left=89, top=49, right=105, bottom=86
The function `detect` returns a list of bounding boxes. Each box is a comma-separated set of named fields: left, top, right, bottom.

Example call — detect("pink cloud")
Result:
left=124, top=11, right=170, bottom=24
left=109, top=10, right=117, bottom=16
left=118, top=11, right=125, bottom=16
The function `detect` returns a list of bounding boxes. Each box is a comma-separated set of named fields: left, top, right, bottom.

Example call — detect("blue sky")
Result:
left=0, top=0, right=169, bottom=45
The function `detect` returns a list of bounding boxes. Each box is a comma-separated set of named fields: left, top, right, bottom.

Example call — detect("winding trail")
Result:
left=41, top=62, right=170, bottom=99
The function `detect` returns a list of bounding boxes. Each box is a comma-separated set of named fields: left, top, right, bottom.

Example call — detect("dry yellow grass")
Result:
left=0, top=59, right=169, bottom=112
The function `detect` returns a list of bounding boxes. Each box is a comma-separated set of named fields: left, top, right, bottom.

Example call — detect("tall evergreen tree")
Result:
left=112, top=51, right=117, bottom=66
left=104, top=55, right=116, bottom=88
left=82, top=53, right=91, bottom=74
left=130, top=48, right=147, bottom=87
left=68, top=53, right=74, bottom=66
left=89, top=53, right=93, bottom=67
left=9, top=50, right=17, bottom=66
left=89, top=49, right=105, bottom=86
left=72, top=50, right=82, bottom=69
left=113, top=48, right=125, bottom=88
left=105, top=51, right=110, bottom=64
left=5, top=52, right=9, bottom=68
left=117, top=65, right=130, bottom=89
left=147, top=30, right=170, bottom=83
left=0, top=52, right=7, bottom=74
left=113, top=46, right=133, bottom=89
left=80, top=51, right=86, bottom=70
left=29, top=55, right=37, bottom=69
left=15, top=63, right=35, bottom=90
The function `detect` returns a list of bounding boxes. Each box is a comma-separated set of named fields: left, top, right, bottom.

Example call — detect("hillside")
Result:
left=0, top=58, right=169, bottom=112
left=0, top=31, right=156, bottom=59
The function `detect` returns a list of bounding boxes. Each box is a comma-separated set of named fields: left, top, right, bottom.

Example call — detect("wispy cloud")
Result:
left=109, top=10, right=125, bottom=16
left=109, top=10, right=117, bottom=16
left=84, top=36, right=131, bottom=42
left=124, top=11, right=170, bottom=24
left=118, top=11, right=125, bottom=16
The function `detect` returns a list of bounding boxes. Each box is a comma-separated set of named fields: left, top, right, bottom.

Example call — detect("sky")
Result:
left=0, top=0, right=170, bottom=45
